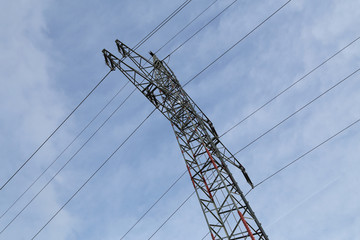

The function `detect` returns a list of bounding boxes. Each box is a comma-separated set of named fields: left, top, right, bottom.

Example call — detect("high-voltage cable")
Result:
left=183, top=0, right=292, bottom=87
left=119, top=171, right=187, bottom=239
left=155, top=0, right=219, bottom=54
left=220, top=35, right=360, bottom=137
left=0, top=82, right=129, bottom=221
left=30, top=109, right=156, bottom=240
left=0, top=0, right=192, bottom=192
left=0, top=0, right=192, bottom=229
left=0, top=87, right=139, bottom=235
left=1, top=0, right=213, bottom=230
left=0, top=70, right=112, bottom=191
left=148, top=191, right=196, bottom=239
left=233, top=66, right=360, bottom=156
left=164, top=0, right=238, bottom=59
left=246, top=116, right=360, bottom=195
left=133, top=0, right=192, bottom=50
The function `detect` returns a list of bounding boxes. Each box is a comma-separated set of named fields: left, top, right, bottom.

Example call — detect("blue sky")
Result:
left=0, top=0, right=359, bottom=239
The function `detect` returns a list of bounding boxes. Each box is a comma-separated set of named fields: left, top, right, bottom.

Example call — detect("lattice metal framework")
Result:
left=103, top=40, right=269, bottom=240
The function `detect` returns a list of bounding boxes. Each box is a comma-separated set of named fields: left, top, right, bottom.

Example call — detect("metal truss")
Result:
left=103, top=40, right=269, bottom=240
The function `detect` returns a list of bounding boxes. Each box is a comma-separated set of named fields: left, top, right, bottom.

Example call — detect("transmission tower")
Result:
left=103, top=40, right=269, bottom=240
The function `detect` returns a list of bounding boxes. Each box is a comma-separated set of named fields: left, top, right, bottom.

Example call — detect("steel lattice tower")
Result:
left=103, top=40, right=269, bottom=240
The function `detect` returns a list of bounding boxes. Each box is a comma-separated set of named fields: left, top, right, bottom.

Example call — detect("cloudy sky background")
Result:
left=0, top=0, right=359, bottom=239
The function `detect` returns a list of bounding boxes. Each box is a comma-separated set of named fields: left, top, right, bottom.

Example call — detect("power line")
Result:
left=134, top=0, right=192, bottom=50
left=164, top=0, right=238, bottom=59
left=156, top=0, right=219, bottom=55
left=233, top=66, right=360, bottom=156
left=0, top=81, right=129, bottom=221
left=119, top=170, right=187, bottom=240
left=155, top=0, right=218, bottom=54
left=1, top=0, right=191, bottom=227
left=183, top=0, right=292, bottom=87
left=0, top=87, right=138, bottom=235
left=1, top=0, right=192, bottom=193
left=1, top=0, right=199, bottom=232
left=220, top=35, right=360, bottom=137
left=249, top=117, right=360, bottom=192
left=148, top=191, right=196, bottom=239
left=0, top=70, right=112, bottom=191
left=31, top=109, right=156, bottom=240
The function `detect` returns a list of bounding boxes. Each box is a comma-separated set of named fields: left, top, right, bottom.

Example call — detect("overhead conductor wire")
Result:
left=155, top=0, right=219, bottom=54
left=245, top=116, right=360, bottom=195
left=164, top=0, right=239, bottom=59
left=0, top=0, right=191, bottom=192
left=0, top=11, right=174, bottom=232
left=31, top=109, right=157, bottom=240
left=1, top=1, right=194, bottom=238
left=0, top=70, right=112, bottom=191
left=133, top=0, right=192, bottom=50
left=1, top=0, right=205, bottom=224
left=220, top=35, right=360, bottom=137
left=183, top=0, right=293, bottom=87
left=0, top=87, right=139, bottom=235
left=233, top=66, right=360, bottom=156
left=120, top=171, right=187, bottom=239
left=0, top=82, right=129, bottom=221
left=148, top=191, right=196, bottom=240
